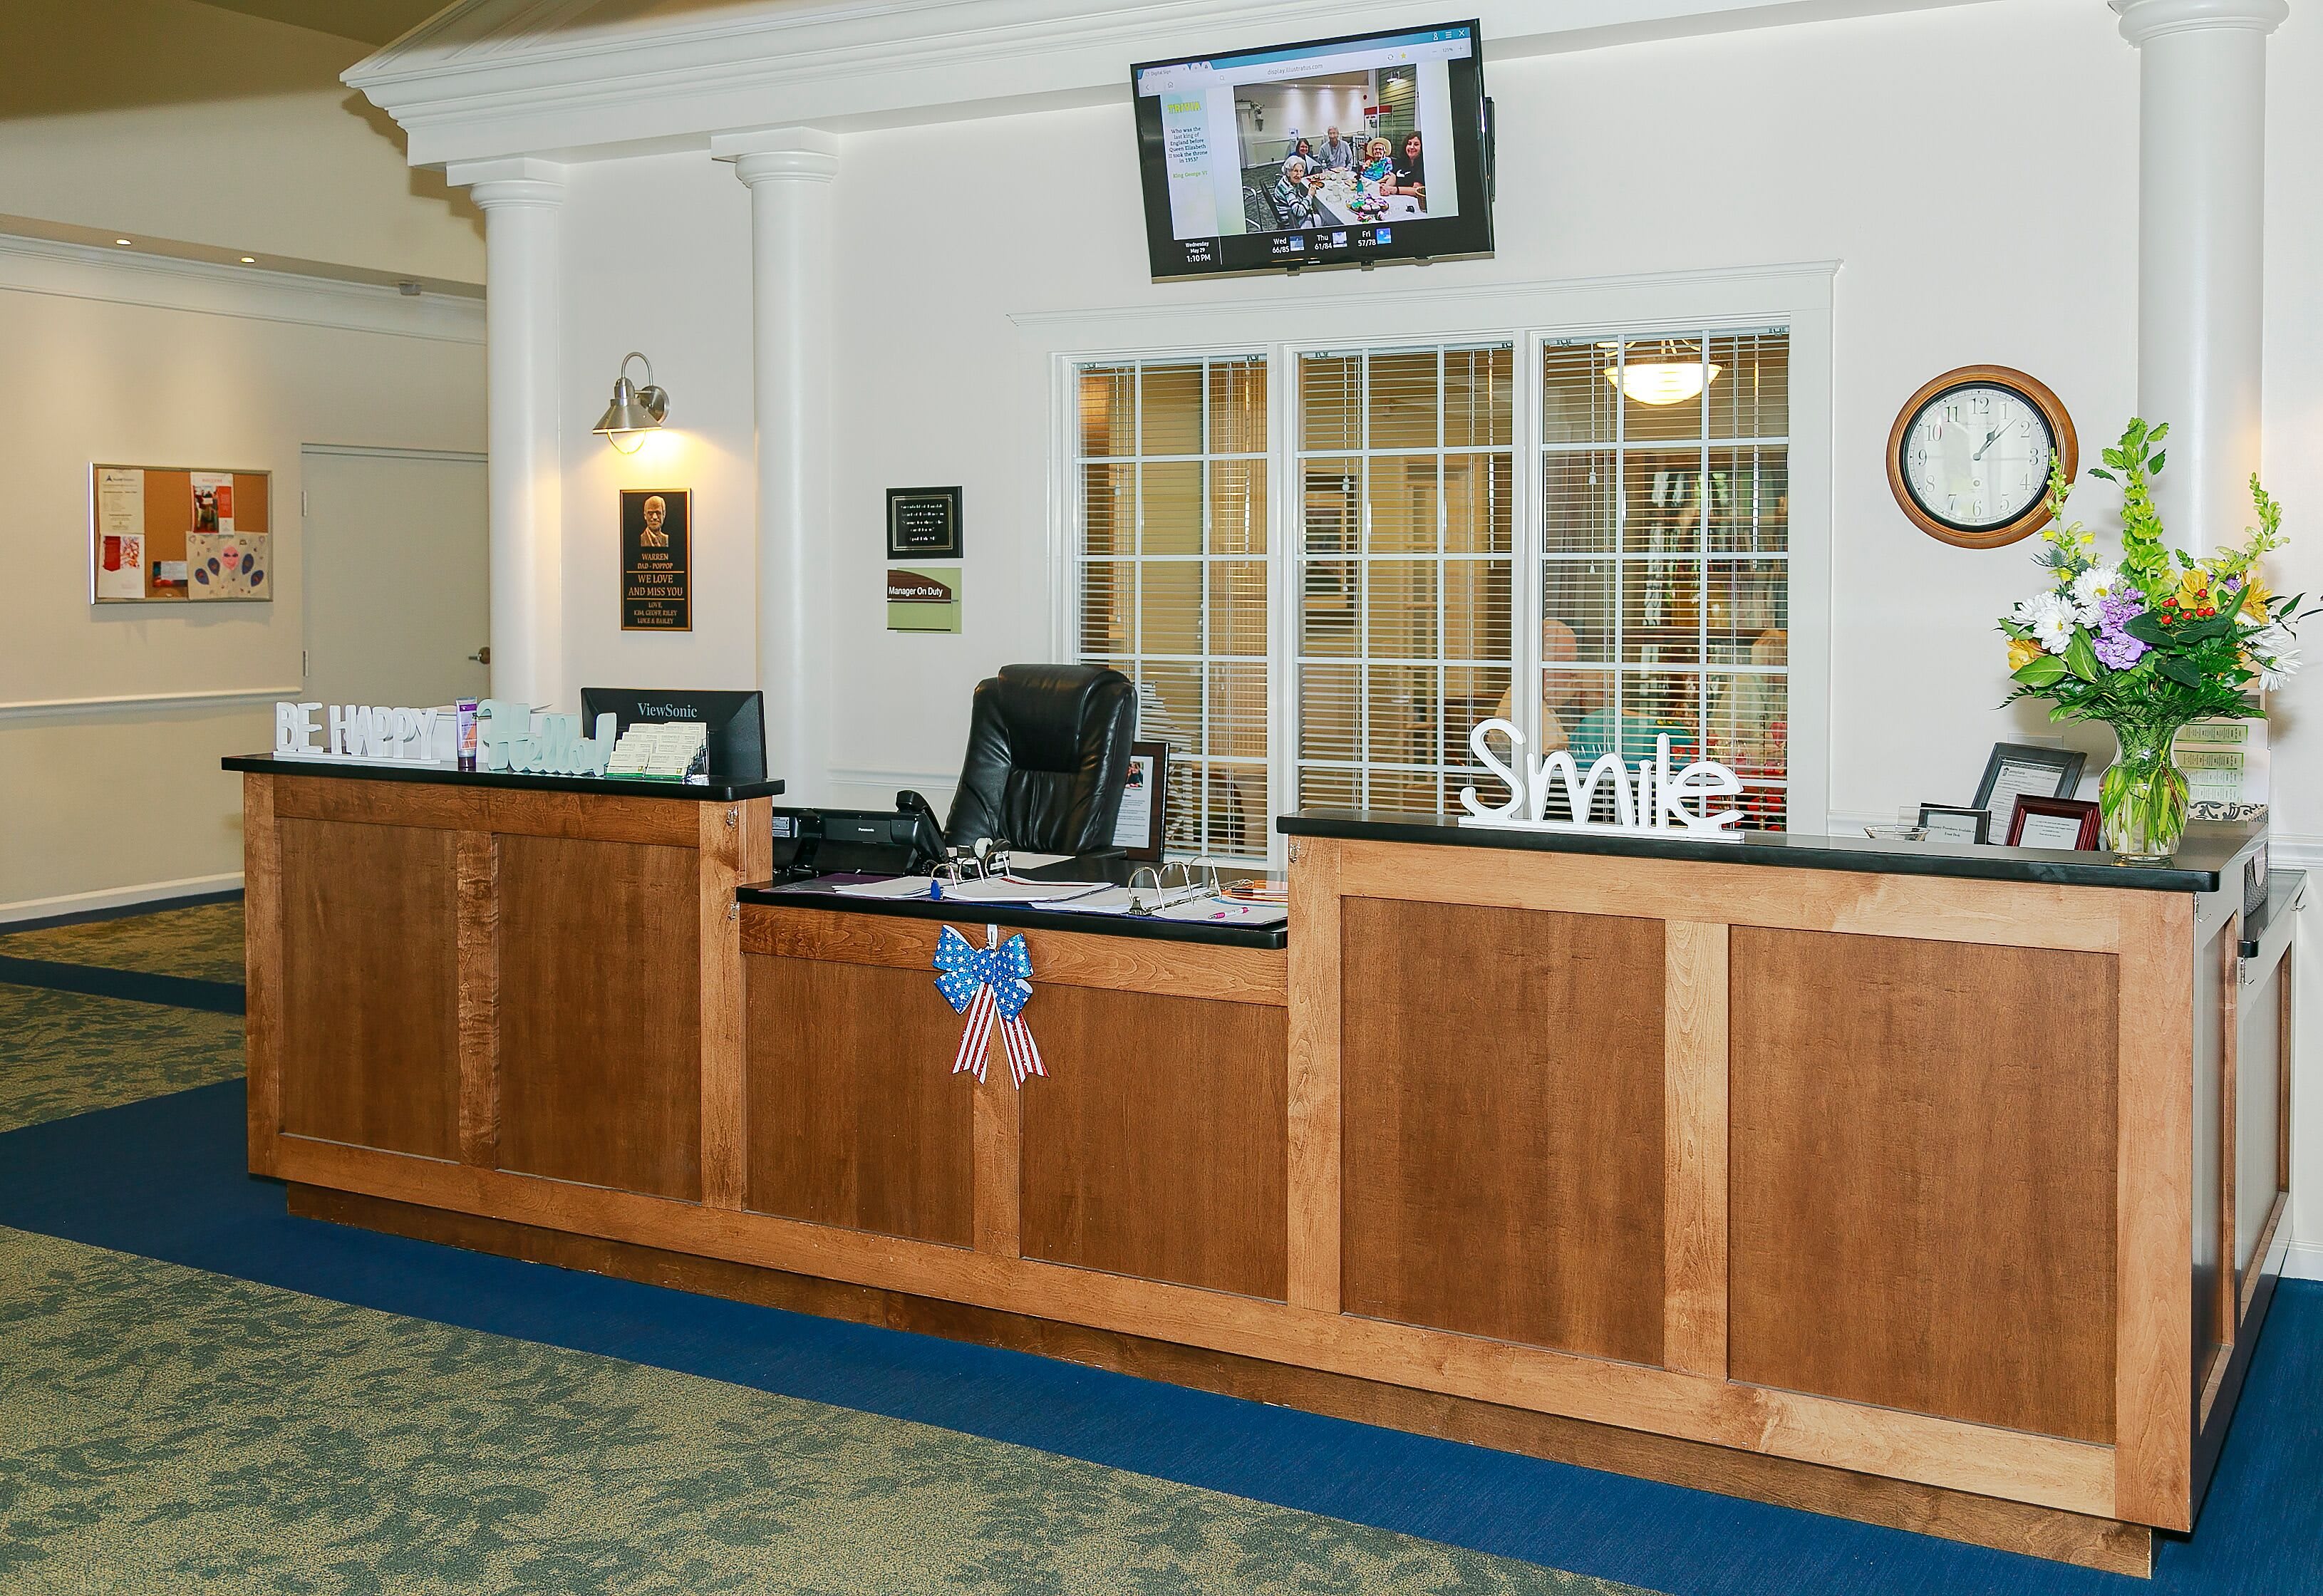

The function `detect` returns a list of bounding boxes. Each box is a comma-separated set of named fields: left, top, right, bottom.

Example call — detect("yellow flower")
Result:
left=2173, top=569, right=2217, bottom=612
left=2007, top=637, right=2044, bottom=671
left=2242, top=574, right=2274, bottom=620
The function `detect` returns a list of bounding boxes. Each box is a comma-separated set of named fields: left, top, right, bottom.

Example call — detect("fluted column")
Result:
left=713, top=128, right=840, bottom=801
left=447, top=157, right=567, bottom=711
left=2114, top=0, right=2287, bottom=554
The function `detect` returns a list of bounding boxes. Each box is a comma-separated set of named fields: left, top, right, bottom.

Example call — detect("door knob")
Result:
left=468, top=645, right=492, bottom=664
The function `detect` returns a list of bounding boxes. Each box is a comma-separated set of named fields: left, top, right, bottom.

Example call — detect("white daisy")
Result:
left=2015, top=591, right=2076, bottom=655
left=2069, top=564, right=2124, bottom=622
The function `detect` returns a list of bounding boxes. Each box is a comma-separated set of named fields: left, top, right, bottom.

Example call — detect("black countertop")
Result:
left=224, top=753, right=785, bottom=803
left=1278, top=809, right=2266, bottom=893
left=740, top=854, right=1288, bottom=950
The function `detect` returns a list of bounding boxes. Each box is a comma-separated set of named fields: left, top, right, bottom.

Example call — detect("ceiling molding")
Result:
left=349, top=0, right=1995, bottom=167
left=0, top=232, right=485, bottom=346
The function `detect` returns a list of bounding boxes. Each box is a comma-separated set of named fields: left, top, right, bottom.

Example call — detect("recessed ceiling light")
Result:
left=115, top=238, right=132, bottom=246
left=239, top=256, right=256, bottom=264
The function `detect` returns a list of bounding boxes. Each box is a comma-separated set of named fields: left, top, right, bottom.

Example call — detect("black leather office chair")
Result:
left=944, top=663, right=1137, bottom=854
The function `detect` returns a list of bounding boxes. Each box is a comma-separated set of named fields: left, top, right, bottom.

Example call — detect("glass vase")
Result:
left=2099, top=721, right=2190, bottom=864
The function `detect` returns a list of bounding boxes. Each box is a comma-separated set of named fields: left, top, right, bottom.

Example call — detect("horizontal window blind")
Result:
left=1073, top=356, right=1270, bottom=857
left=1295, top=343, right=1514, bottom=819
left=1540, top=329, right=1790, bottom=827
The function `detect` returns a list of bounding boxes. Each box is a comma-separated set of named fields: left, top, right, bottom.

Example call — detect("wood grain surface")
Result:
left=242, top=774, right=283, bottom=1176
left=1729, top=926, right=2119, bottom=1444
left=495, top=834, right=703, bottom=1201
left=743, top=953, right=976, bottom=1247
left=1340, top=897, right=1667, bottom=1364
left=278, top=816, right=461, bottom=1161
left=740, top=905, right=1287, bottom=1007
left=1020, top=983, right=1290, bottom=1300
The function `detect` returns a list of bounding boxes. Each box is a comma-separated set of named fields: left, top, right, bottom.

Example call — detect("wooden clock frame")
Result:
left=1886, top=365, right=2078, bottom=549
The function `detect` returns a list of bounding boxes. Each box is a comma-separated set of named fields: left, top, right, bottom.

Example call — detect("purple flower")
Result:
left=2094, top=592, right=2148, bottom=669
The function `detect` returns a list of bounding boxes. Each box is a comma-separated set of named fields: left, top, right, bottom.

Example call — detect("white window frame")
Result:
left=1020, top=264, right=1836, bottom=867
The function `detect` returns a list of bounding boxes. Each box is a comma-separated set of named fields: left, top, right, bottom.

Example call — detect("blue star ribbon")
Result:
left=932, top=924, right=1045, bottom=1087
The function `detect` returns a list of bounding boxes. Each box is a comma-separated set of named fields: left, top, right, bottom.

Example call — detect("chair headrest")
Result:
left=989, top=663, right=1129, bottom=771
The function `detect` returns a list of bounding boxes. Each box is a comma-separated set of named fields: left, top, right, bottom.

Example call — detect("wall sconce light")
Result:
left=1605, top=339, right=1723, bottom=408
left=592, top=351, right=669, bottom=453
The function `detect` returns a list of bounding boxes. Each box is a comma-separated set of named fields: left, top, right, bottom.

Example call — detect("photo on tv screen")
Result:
left=1131, top=21, right=1493, bottom=280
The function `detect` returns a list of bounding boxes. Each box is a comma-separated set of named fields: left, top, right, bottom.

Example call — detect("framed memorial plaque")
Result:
left=886, top=485, right=963, bottom=560
left=620, top=488, right=691, bottom=631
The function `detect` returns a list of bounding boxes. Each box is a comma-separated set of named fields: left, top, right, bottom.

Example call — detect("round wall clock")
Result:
left=1885, top=365, right=2077, bottom=549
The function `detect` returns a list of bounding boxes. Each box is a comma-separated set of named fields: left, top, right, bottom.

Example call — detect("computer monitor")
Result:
left=579, top=688, right=767, bottom=782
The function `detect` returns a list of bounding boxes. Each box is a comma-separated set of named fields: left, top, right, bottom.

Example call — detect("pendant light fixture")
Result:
left=592, top=351, right=669, bottom=453
left=1605, top=338, right=1722, bottom=407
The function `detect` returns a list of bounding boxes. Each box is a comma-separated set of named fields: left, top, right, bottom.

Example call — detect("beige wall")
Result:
left=0, top=241, right=482, bottom=917
left=0, top=0, right=482, bottom=286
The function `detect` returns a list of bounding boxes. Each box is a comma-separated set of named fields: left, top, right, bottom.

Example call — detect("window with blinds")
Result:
left=1294, top=345, right=1514, bottom=818
left=1538, top=330, right=1790, bottom=827
left=1072, top=356, right=1271, bottom=856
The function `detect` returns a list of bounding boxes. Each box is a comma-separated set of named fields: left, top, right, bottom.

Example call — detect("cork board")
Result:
left=91, top=464, right=272, bottom=603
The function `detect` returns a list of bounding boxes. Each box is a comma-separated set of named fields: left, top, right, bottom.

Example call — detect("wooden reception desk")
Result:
left=232, top=760, right=2296, bottom=1577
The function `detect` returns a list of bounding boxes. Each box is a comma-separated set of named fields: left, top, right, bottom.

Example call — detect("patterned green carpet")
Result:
left=0, top=983, right=247, bottom=1133
left=0, top=900, right=247, bottom=983
left=0, top=1228, right=1634, bottom=1595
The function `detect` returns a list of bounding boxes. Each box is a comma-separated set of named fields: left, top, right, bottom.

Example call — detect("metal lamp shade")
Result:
left=593, top=353, right=669, bottom=446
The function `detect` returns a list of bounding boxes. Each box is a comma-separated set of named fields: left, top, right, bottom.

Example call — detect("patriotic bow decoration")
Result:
left=932, top=923, right=1047, bottom=1087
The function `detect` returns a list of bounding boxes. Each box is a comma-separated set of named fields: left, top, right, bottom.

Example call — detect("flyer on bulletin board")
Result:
left=191, top=471, right=234, bottom=534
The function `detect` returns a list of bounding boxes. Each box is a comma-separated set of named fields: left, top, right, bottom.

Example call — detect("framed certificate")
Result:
left=2006, top=795, right=2102, bottom=851
left=1918, top=804, right=1991, bottom=845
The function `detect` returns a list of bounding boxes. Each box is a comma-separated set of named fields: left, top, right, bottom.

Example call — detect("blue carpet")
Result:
left=2, top=1080, right=2317, bottom=1596
left=0, top=953, right=244, bottom=1013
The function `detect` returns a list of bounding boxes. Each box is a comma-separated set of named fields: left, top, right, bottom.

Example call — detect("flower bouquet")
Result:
left=1999, top=418, right=2305, bottom=861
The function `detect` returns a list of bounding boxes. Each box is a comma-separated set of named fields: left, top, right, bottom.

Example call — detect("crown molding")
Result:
left=0, top=232, right=485, bottom=346
left=350, top=0, right=1994, bottom=167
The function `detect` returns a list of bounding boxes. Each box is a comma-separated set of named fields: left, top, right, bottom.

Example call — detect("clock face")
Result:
left=1899, top=384, right=2054, bottom=532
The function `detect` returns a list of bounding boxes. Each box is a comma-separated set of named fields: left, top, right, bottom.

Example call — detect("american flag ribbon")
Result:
left=932, top=923, right=1047, bottom=1088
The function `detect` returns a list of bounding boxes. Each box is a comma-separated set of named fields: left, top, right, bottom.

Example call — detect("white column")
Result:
left=447, top=157, right=567, bottom=710
left=713, top=128, right=840, bottom=801
left=2114, top=0, right=2287, bottom=554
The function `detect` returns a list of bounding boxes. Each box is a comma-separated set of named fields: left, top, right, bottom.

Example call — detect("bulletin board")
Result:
left=90, top=463, right=274, bottom=603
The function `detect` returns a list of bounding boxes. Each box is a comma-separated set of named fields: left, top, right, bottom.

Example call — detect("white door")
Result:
left=301, top=446, right=489, bottom=708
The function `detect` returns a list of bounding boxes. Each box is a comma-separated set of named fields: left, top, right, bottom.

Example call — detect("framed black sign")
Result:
left=886, top=485, right=963, bottom=559
left=620, top=488, right=690, bottom=631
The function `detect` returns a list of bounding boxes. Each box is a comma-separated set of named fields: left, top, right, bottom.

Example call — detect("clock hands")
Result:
left=1973, top=427, right=2003, bottom=460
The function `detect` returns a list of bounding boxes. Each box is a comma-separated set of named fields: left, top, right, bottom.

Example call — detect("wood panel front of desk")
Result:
left=254, top=789, right=2288, bottom=1577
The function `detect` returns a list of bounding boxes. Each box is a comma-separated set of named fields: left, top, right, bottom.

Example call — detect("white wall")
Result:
left=2260, top=0, right=2323, bottom=1275
left=0, top=0, right=482, bottom=286
left=0, top=238, right=483, bottom=918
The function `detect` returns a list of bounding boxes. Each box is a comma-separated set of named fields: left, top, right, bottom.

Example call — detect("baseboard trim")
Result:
left=2282, top=1240, right=2323, bottom=1282
left=0, top=874, right=244, bottom=928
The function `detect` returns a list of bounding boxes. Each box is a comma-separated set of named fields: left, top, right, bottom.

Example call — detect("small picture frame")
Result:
left=2006, top=795, right=2103, bottom=851
left=1918, top=804, right=1991, bottom=845
left=1112, top=740, right=1168, bottom=861
left=1972, top=742, right=2086, bottom=817
left=886, top=485, right=963, bottom=560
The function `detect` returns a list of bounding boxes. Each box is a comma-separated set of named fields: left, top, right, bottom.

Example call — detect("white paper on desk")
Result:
left=1152, top=896, right=1289, bottom=927
left=934, top=876, right=1108, bottom=905
left=1037, top=886, right=1145, bottom=915
left=831, top=875, right=938, bottom=899
left=1006, top=851, right=1077, bottom=870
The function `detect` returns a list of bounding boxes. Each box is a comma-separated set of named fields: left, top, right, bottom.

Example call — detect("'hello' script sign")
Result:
left=1458, top=718, right=1746, bottom=840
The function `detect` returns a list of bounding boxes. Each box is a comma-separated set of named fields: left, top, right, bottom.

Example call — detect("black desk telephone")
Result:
left=770, top=791, right=946, bottom=879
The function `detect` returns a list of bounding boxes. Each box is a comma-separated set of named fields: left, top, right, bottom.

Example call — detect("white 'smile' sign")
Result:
left=1457, top=719, right=1747, bottom=841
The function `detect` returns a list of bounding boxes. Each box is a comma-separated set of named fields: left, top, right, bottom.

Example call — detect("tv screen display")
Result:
left=1131, top=21, right=1492, bottom=280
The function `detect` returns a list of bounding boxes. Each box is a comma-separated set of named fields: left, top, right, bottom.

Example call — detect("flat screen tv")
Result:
left=1131, top=20, right=1492, bottom=281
